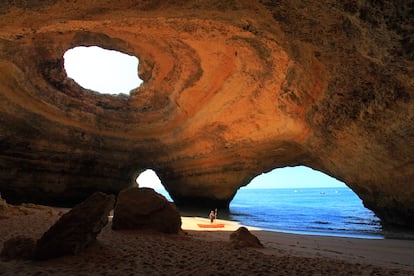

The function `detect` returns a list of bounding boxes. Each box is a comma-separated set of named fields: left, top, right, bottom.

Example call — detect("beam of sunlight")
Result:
left=63, top=46, right=142, bottom=94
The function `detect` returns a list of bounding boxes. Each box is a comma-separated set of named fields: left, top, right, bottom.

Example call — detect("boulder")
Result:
left=230, top=227, right=263, bottom=249
left=112, top=187, right=181, bottom=234
left=34, top=192, right=115, bottom=260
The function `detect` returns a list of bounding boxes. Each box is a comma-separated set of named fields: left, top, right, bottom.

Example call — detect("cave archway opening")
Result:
left=135, top=169, right=172, bottom=201
left=229, top=166, right=382, bottom=238
left=63, top=46, right=143, bottom=95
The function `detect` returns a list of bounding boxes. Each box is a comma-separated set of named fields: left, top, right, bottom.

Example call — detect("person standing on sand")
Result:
left=209, top=210, right=216, bottom=223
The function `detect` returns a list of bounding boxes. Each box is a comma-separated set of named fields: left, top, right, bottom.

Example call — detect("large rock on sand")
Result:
left=34, top=192, right=115, bottom=260
left=112, top=188, right=181, bottom=234
left=230, top=227, right=263, bottom=249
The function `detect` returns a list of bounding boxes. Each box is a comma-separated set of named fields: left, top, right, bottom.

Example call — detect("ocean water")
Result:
left=157, top=187, right=393, bottom=239
left=228, top=187, right=383, bottom=239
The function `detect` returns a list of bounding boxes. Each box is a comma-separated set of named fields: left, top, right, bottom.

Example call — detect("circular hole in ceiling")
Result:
left=63, top=46, right=143, bottom=95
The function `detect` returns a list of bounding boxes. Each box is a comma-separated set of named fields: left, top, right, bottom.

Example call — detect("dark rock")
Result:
left=1, top=236, right=36, bottom=260
left=34, top=192, right=115, bottom=260
left=112, top=187, right=181, bottom=234
left=0, top=198, right=8, bottom=219
left=230, top=227, right=263, bottom=249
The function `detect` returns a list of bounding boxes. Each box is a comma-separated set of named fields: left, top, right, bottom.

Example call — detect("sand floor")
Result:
left=1, top=204, right=413, bottom=275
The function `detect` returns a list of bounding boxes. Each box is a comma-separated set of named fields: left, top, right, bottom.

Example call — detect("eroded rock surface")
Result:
left=0, top=1, right=412, bottom=227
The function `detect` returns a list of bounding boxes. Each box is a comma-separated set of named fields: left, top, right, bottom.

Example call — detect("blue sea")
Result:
left=228, top=187, right=382, bottom=239
left=157, top=187, right=412, bottom=239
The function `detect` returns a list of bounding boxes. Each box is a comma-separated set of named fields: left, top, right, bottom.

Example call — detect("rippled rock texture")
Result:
left=0, top=1, right=412, bottom=227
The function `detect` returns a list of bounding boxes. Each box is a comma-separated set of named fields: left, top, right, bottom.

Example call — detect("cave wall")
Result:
left=0, top=0, right=413, bottom=227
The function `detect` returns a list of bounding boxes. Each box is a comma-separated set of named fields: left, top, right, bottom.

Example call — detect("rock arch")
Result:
left=0, top=1, right=412, bottom=228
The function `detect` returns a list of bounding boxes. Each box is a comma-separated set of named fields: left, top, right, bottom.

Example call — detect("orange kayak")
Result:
left=197, top=223, right=225, bottom=228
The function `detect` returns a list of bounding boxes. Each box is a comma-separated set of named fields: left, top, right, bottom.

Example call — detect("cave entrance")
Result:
left=229, top=166, right=382, bottom=238
left=63, top=46, right=143, bottom=95
left=135, top=169, right=172, bottom=201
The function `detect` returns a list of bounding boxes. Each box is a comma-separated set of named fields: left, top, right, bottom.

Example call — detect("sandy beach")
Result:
left=1, top=204, right=413, bottom=275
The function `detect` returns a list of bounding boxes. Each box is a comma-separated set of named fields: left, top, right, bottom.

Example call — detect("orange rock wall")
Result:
left=0, top=1, right=412, bottom=227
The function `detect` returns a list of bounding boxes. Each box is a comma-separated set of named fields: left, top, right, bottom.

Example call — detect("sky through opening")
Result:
left=136, top=167, right=345, bottom=191
left=64, top=46, right=142, bottom=94
left=136, top=169, right=165, bottom=190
